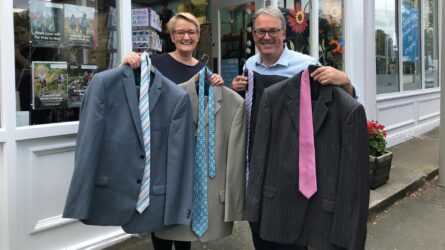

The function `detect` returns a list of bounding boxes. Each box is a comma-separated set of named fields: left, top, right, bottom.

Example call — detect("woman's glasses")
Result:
left=173, top=30, right=198, bottom=38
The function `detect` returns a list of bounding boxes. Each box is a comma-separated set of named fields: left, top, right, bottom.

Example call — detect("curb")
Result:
left=368, top=169, right=438, bottom=217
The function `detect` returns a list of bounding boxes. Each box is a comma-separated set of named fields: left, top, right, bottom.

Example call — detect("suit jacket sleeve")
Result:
left=164, top=93, right=195, bottom=226
left=330, top=104, right=370, bottom=249
left=63, top=76, right=105, bottom=219
left=244, top=90, right=272, bottom=222
left=224, top=101, right=246, bottom=222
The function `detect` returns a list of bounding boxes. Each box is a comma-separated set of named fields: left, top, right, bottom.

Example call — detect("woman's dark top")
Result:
left=151, top=53, right=204, bottom=84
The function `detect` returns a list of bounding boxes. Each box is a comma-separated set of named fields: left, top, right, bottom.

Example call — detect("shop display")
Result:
left=32, top=61, right=69, bottom=109
left=67, top=64, right=97, bottom=108
left=30, top=1, right=64, bottom=48
left=131, top=8, right=162, bottom=52
left=63, top=4, right=97, bottom=48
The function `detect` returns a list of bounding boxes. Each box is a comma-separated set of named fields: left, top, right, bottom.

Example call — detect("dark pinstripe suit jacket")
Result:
left=244, top=72, right=369, bottom=250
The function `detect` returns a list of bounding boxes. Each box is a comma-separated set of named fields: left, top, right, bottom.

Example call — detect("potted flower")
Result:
left=368, top=120, right=393, bottom=189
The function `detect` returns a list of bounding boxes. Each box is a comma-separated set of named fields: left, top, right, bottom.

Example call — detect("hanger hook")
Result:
left=200, top=54, right=210, bottom=66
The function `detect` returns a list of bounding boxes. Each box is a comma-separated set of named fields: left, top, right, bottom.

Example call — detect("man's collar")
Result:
left=255, top=47, right=290, bottom=68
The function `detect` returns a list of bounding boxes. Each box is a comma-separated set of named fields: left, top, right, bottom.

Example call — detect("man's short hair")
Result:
left=252, top=6, right=286, bottom=31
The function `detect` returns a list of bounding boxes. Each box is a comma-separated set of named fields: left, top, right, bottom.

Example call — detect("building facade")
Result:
left=0, top=0, right=441, bottom=249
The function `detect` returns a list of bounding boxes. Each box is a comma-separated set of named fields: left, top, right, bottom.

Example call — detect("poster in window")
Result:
left=402, top=3, right=419, bottom=62
left=63, top=4, right=97, bottom=48
left=29, top=1, right=64, bottom=48
left=67, top=64, right=97, bottom=108
left=32, top=61, right=69, bottom=109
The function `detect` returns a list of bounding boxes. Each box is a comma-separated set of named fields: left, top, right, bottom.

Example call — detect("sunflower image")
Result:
left=287, top=3, right=308, bottom=34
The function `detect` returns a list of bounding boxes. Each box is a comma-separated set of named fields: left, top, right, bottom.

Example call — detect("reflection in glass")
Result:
left=282, top=0, right=344, bottom=70
left=424, top=0, right=439, bottom=89
left=13, top=0, right=118, bottom=126
left=401, top=0, right=421, bottom=91
left=375, top=0, right=399, bottom=94
left=318, top=0, right=344, bottom=70
left=282, top=0, right=310, bottom=55
left=220, top=3, right=255, bottom=87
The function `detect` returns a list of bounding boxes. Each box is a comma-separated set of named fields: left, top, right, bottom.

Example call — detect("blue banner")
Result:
left=402, top=3, right=419, bottom=62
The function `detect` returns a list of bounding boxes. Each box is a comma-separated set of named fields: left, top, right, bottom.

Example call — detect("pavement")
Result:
left=366, top=177, right=445, bottom=249
left=106, top=128, right=441, bottom=250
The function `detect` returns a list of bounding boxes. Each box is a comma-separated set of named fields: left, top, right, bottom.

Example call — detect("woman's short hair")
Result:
left=166, top=12, right=200, bottom=34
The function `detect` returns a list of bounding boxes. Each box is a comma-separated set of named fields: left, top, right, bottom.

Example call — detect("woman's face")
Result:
left=170, top=18, right=200, bottom=55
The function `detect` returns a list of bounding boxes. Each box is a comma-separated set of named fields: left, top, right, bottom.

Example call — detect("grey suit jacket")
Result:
left=63, top=66, right=195, bottom=234
left=244, top=72, right=369, bottom=250
left=156, top=75, right=246, bottom=241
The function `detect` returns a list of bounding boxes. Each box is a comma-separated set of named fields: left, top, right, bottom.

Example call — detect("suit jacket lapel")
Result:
left=285, top=72, right=333, bottom=135
left=214, top=86, right=222, bottom=116
left=182, top=76, right=199, bottom=127
left=203, top=85, right=222, bottom=128
left=123, top=66, right=144, bottom=148
left=312, top=86, right=332, bottom=135
left=149, top=68, right=163, bottom=114
left=285, top=74, right=300, bottom=131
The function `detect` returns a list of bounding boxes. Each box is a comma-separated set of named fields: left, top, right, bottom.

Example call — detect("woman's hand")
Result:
left=121, top=52, right=141, bottom=68
left=210, top=73, right=224, bottom=86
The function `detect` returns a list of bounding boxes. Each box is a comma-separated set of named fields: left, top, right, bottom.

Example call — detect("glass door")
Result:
left=213, top=0, right=257, bottom=86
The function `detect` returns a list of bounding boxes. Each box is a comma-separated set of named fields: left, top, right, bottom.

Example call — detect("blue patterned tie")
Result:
left=207, top=68, right=216, bottom=178
left=245, top=69, right=254, bottom=186
left=136, top=52, right=151, bottom=213
left=192, top=67, right=215, bottom=237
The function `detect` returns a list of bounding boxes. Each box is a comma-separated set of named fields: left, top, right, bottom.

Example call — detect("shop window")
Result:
left=281, top=0, right=345, bottom=70
left=401, top=0, right=421, bottom=91
left=131, top=0, right=213, bottom=63
left=13, top=0, right=118, bottom=126
left=423, top=0, right=439, bottom=89
left=375, top=0, right=400, bottom=94
left=318, top=0, right=344, bottom=70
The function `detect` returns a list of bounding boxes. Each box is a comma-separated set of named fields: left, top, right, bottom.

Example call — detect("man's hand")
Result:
left=209, top=74, right=224, bottom=86
left=311, top=66, right=353, bottom=96
left=231, top=75, right=248, bottom=92
left=121, top=52, right=141, bottom=68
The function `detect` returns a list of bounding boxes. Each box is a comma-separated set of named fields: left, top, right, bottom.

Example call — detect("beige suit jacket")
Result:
left=156, top=75, right=246, bottom=242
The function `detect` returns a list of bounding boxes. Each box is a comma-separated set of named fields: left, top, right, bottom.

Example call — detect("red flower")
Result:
left=368, top=120, right=388, bottom=156
left=288, top=4, right=308, bottom=34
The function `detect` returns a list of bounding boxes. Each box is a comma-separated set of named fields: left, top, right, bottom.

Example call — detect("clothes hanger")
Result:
left=196, top=54, right=213, bottom=96
left=307, top=64, right=321, bottom=101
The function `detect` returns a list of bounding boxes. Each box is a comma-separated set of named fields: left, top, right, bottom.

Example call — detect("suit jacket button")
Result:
left=140, top=154, right=145, bottom=159
left=136, top=179, right=142, bottom=184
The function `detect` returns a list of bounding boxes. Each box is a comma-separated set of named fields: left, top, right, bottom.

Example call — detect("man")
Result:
left=234, top=6, right=357, bottom=250
left=231, top=7, right=354, bottom=95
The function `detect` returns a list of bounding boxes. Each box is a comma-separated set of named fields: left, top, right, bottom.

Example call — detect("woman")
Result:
left=123, top=12, right=223, bottom=86
left=123, top=12, right=223, bottom=250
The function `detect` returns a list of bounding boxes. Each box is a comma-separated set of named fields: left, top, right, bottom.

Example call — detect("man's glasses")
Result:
left=173, top=30, right=198, bottom=38
left=253, top=28, right=281, bottom=37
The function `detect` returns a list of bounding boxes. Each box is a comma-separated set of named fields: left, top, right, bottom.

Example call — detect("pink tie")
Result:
left=298, top=68, right=317, bottom=199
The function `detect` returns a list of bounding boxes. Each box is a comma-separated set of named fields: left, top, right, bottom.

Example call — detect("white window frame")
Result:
left=377, top=0, right=441, bottom=101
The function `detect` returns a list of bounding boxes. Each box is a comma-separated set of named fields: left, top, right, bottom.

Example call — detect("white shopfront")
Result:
left=0, top=0, right=440, bottom=249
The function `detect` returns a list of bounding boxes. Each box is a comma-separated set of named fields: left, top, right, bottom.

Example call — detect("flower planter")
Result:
left=369, top=151, right=393, bottom=189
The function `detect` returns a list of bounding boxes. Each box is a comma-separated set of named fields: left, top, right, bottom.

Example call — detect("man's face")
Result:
left=252, top=14, right=285, bottom=60
left=14, top=26, right=30, bottom=49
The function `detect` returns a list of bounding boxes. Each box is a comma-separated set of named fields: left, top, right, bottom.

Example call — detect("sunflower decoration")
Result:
left=322, top=0, right=342, bottom=27
left=288, top=3, right=308, bottom=34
